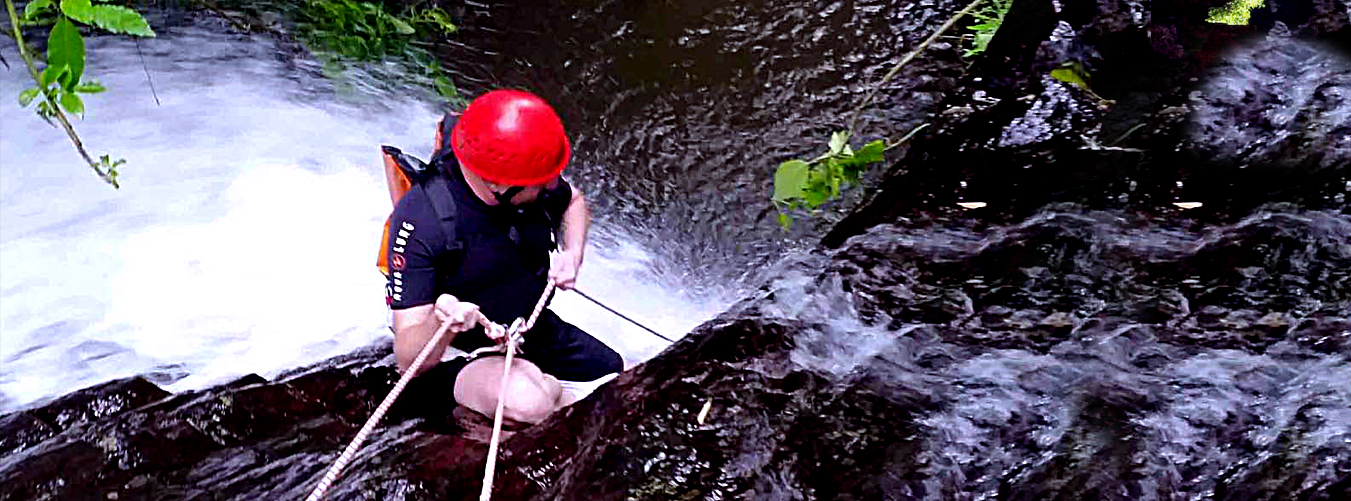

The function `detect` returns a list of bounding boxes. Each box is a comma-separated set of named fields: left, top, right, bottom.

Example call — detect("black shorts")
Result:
left=402, top=310, right=622, bottom=411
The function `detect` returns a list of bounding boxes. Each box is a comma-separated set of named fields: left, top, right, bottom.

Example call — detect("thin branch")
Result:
left=1108, top=122, right=1148, bottom=146
left=846, top=0, right=985, bottom=136
left=135, top=38, right=160, bottom=105
left=6, top=0, right=119, bottom=188
left=885, top=123, right=930, bottom=150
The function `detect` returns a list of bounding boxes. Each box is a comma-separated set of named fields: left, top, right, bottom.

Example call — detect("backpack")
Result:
left=375, top=145, right=461, bottom=277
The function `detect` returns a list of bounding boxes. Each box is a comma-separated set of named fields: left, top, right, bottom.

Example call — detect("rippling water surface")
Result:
left=0, top=18, right=726, bottom=413
left=2, top=2, right=1348, bottom=496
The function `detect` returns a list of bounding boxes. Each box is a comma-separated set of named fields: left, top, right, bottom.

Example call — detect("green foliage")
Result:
left=288, top=0, right=460, bottom=99
left=59, top=89, right=83, bottom=114
left=1049, top=61, right=1113, bottom=106
left=24, top=0, right=54, bottom=18
left=60, top=0, right=155, bottom=36
left=48, top=16, right=83, bottom=90
left=1207, top=0, right=1264, bottom=25
left=19, top=7, right=145, bottom=119
left=1049, top=64, right=1087, bottom=89
left=772, top=131, right=889, bottom=230
left=8, top=0, right=155, bottom=187
left=97, top=154, right=126, bottom=180
left=18, top=87, right=40, bottom=106
left=963, top=0, right=1011, bottom=57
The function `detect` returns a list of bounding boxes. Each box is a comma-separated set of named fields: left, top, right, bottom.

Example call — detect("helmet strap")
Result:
left=492, top=186, right=525, bottom=206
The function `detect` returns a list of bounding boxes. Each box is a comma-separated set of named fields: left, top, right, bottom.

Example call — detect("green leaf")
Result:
left=419, top=8, right=456, bottom=33
left=40, top=64, right=70, bottom=88
left=387, top=15, right=414, bottom=35
left=825, top=163, right=841, bottom=198
left=802, top=169, right=833, bottom=207
left=839, top=158, right=865, bottom=183
left=854, top=140, right=886, bottom=164
left=64, top=0, right=156, bottom=36
left=18, top=88, right=41, bottom=107
left=828, top=130, right=849, bottom=155
left=24, top=0, right=55, bottom=20
left=803, top=183, right=830, bottom=207
left=1051, top=63, right=1090, bottom=90
left=59, top=90, right=84, bottom=116
left=48, top=17, right=85, bottom=91
left=88, top=5, right=156, bottom=36
left=777, top=213, right=793, bottom=231
left=60, top=0, right=94, bottom=23
left=1207, top=0, right=1264, bottom=25
left=433, top=75, right=457, bottom=99
left=1050, top=68, right=1085, bottom=87
left=772, top=159, right=809, bottom=202
left=75, top=80, right=106, bottom=93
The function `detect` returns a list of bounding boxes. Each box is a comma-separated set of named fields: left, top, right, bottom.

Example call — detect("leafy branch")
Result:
left=771, top=132, right=887, bottom=230
left=772, top=0, right=984, bottom=229
left=960, top=0, right=1010, bottom=57
left=7, top=0, right=156, bottom=188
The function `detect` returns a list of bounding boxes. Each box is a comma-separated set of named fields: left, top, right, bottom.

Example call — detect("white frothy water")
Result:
left=0, top=26, right=724, bottom=412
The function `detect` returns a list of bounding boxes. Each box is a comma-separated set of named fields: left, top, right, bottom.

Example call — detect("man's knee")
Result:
left=454, top=357, right=561, bottom=424
left=500, top=372, right=561, bottom=424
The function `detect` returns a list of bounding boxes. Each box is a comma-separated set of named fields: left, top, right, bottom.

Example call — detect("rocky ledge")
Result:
left=3, top=0, right=1349, bottom=500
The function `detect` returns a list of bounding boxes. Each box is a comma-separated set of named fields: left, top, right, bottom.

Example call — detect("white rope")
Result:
left=304, top=316, right=459, bottom=501
left=306, top=282, right=555, bottom=501
left=480, top=280, right=555, bottom=501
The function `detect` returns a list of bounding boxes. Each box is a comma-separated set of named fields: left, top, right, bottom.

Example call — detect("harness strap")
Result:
left=422, top=172, right=462, bottom=254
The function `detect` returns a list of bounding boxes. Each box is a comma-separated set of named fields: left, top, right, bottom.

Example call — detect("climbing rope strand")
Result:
left=479, top=318, right=520, bottom=501
left=308, top=280, right=558, bottom=501
left=479, top=280, right=555, bottom=501
left=306, top=308, right=501, bottom=501
left=522, top=280, right=556, bottom=333
left=306, top=317, right=454, bottom=501
left=570, top=288, right=674, bottom=342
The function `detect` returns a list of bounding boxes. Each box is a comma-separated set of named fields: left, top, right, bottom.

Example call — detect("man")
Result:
left=386, top=90, right=623, bottom=424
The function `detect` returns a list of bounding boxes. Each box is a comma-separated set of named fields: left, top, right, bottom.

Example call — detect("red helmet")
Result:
left=450, top=90, right=571, bottom=186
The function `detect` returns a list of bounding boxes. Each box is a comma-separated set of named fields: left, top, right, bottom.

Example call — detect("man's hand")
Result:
left=549, top=249, right=584, bottom=290
left=436, top=294, right=507, bottom=341
left=435, top=294, right=485, bottom=333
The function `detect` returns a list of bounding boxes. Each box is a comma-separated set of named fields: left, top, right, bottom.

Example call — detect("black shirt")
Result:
left=385, top=155, right=572, bottom=350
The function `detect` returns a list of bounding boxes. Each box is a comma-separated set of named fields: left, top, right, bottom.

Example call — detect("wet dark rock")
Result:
left=825, top=0, right=1350, bottom=246
left=4, top=1, right=1350, bottom=500
left=0, top=376, right=169, bottom=458
left=3, top=210, right=1348, bottom=500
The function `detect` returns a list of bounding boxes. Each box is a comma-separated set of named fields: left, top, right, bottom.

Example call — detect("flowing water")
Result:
left=755, top=208, right=1351, bottom=498
left=0, top=18, right=728, bottom=413
left=2, top=1, right=1350, bottom=497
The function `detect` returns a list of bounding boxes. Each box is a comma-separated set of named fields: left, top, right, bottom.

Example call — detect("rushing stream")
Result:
left=0, top=17, right=728, bottom=414
left=1, top=0, right=1348, bottom=499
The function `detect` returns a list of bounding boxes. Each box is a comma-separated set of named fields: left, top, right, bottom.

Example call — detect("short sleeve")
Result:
left=542, top=176, right=574, bottom=225
left=386, top=188, right=443, bottom=310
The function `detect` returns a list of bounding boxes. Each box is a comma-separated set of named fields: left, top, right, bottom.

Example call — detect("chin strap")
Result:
left=491, top=186, right=525, bottom=206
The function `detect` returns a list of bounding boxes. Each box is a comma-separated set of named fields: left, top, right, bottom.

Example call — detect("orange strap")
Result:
left=377, top=149, right=415, bottom=276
